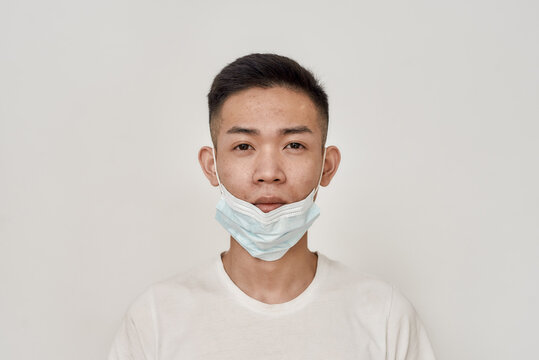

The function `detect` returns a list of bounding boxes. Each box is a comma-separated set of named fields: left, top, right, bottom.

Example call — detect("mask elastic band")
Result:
left=314, top=147, right=327, bottom=196
left=212, top=148, right=224, bottom=194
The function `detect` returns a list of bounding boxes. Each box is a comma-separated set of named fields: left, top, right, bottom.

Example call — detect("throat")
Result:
left=221, top=236, right=318, bottom=304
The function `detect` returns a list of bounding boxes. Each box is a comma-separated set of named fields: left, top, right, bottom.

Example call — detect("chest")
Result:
left=157, top=300, right=387, bottom=360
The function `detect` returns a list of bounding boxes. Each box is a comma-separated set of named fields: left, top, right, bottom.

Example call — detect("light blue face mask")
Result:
left=213, top=149, right=325, bottom=261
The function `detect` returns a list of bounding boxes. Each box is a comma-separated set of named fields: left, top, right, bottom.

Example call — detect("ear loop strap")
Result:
left=212, top=148, right=225, bottom=195
left=314, top=147, right=327, bottom=197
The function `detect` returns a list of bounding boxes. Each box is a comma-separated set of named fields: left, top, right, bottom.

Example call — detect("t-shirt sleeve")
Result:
left=385, top=286, right=436, bottom=360
left=108, top=288, right=157, bottom=360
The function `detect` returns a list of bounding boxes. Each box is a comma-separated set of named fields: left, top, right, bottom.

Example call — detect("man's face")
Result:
left=213, top=86, right=325, bottom=213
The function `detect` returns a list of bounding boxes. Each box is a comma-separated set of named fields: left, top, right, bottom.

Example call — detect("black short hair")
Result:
left=208, top=53, right=328, bottom=146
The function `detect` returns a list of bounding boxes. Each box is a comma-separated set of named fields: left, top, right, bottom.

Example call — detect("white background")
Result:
left=1, top=1, right=538, bottom=359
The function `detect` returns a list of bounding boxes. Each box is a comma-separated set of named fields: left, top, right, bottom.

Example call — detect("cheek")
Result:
left=286, top=163, right=321, bottom=196
left=219, top=162, right=252, bottom=197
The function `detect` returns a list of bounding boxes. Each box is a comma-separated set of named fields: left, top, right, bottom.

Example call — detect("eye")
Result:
left=234, top=143, right=253, bottom=151
left=285, top=142, right=305, bottom=150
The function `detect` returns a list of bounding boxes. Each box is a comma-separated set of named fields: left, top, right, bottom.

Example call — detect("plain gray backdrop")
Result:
left=1, top=1, right=538, bottom=359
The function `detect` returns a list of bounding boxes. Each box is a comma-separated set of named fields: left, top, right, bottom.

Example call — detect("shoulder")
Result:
left=318, top=254, right=436, bottom=359
left=109, top=257, right=223, bottom=359
left=126, top=256, right=222, bottom=320
left=318, top=253, right=395, bottom=313
left=317, top=253, right=425, bottom=328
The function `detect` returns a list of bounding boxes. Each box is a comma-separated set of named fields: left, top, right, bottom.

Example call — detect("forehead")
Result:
left=217, top=86, right=322, bottom=135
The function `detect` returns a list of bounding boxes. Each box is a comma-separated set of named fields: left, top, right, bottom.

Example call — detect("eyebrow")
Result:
left=226, top=126, right=260, bottom=135
left=225, top=125, right=313, bottom=136
left=280, top=126, right=313, bottom=135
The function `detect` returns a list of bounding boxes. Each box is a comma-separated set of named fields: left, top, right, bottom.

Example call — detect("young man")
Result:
left=109, top=54, right=436, bottom=359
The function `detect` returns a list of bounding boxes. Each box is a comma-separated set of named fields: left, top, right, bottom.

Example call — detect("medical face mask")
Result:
left=213, top=149, right=326, bottom=261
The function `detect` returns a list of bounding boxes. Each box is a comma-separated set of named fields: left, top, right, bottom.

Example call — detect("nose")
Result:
left=253, top=150, right=286, bottom=184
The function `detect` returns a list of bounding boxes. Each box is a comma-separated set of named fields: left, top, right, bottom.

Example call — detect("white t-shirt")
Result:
left=109, top=253, right=436, bottom=360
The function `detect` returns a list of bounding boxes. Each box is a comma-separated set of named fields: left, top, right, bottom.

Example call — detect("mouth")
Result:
left=253, top=196, right=287, bottom=213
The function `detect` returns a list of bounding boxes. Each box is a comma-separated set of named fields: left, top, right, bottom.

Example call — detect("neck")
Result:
left=221, top=233, right=318, bottom=304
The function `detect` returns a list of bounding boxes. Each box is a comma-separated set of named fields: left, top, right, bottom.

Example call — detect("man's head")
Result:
left=199, top=54, right=340, bottom=213
left=208, top=53, right=329, bottom=147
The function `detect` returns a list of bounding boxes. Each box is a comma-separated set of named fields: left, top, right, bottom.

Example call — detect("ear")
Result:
left=320, top=145, right=341, bottom=187
left=198, top=146, right=219, bottom=187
